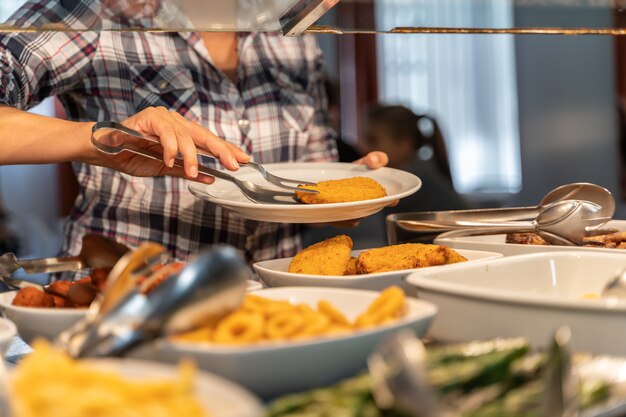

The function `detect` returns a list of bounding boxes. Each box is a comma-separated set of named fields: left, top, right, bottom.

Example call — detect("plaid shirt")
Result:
left=0, top=1, right=337, bottom=264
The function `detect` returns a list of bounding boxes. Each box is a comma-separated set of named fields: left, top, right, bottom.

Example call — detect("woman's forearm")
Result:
left=0, top=106, right=97, bottom=165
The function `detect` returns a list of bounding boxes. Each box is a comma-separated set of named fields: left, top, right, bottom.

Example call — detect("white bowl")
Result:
left=0, top=283, right=265, bottom=343
left=434, top=220, right=626, bottom=256
left=0, top=317, right=16, bottom=356
left=246, top=280, right=264, bottom=292
left=11, top=358, right=261, bottom=417
left=407, top=251, right=626, bottom=355
left=131, top=287, right=437, bottom=398
left=254, top=249, right=502, bottom=295
left=0, top=292, right=86, bottom=343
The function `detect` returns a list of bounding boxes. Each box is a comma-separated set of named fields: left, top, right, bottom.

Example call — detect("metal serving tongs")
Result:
left=0, top=234, right=130, bottom=294
left=91, top=121, right=317, bottom=204
left=395, top=199, right=612, bottom=246
left=57, top=243, right=249, bottom=358
left=386, top=183, right=615, bottom=245
left=368, top=328, right=579, bottom=417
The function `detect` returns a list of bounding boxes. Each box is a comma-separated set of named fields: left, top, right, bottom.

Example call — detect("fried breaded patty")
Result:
left=356, top=243, right=467, bottom=274
left=295, top=177, right=387, bottom=204
left=288, top=235, right=353, bottom=275
left=344, top=257, right=359, bottom=275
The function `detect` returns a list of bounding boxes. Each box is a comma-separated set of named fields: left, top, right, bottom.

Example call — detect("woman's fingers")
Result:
left=353, top=151, right=389, bottom=169
left=172, top=113, right=250, bottom=170
left=162, top=165, right=215, bottom=185
left=166, top=111, right=199, bottom=178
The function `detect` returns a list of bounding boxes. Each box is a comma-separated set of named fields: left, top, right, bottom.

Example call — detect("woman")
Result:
left=0, top=1, right=387, bottom=264
left=365, top=105, right=467, bottom=212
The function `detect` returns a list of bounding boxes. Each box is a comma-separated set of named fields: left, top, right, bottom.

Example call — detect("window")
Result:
left=375, top=0, right=522, bottom=195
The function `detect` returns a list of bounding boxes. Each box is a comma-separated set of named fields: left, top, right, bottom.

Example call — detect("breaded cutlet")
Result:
left=295, top=177, right=387, bottom=204
left=344, top=257, right=359, bottom=275
left=288, top=235, right=353, bottom=275
left=356, top=243, right=467, bottom=274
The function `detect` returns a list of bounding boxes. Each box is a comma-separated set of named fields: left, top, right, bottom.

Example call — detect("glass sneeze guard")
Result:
left=0, top=0, right=626, bottom=35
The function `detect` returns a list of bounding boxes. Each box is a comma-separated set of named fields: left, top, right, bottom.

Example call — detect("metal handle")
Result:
left=19, top=256, right=83, bottom=274
left=396, top=219, right=537, bottom=233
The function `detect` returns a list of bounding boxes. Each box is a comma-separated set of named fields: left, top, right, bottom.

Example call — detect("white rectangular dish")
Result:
left=131, top=287, right=437, bottom=399
left=253, top=249, right=502, bottom=295
left=434, top=220, right=626, bottom=256
left=407, top=251, right=626, bottom=356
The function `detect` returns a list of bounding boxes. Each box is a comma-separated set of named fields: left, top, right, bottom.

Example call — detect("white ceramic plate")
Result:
left=0, top=283, right=263, bottom=343
left=0, top=317, right=16, bottom=357
left=434, top=220, right=626, bottom=256
left=0, top=292, right=86, bottom=343
left=407, top=251, right=626, bottom=356
left=246, top=280, right=263, bottom=292
left=130, top=287, right=437, bottom=399
left=253, top=249, right=502, bottom=295
left=188, top=162, right=421, bottom=223
left=10, top=358, right=261, bottom=417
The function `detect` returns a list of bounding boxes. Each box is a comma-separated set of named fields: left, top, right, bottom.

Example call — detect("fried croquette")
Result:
left=356, top=243, right=467, bottom=274
left=344, top=257, right=359, bottom=275
left=12, top=287, right=55, bottom=308
left=288, top=235, right=353, bottom=275
left=295, top=177, right=387, bottom=204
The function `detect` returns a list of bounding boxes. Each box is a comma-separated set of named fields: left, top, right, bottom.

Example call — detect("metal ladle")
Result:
left=399, top=199, right=611, bottom=246
left=59, top=245, right=249, bottom=358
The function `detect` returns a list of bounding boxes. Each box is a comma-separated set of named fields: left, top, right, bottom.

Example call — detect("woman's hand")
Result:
left=352, top=151, right=389, bottom=169
left=92, top=107, right=250, bottom=184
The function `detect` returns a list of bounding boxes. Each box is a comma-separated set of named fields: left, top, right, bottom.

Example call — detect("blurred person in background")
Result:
left=365, top=105, right=468, bottom=213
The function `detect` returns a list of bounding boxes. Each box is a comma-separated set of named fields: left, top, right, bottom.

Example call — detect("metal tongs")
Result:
left=386, top=183, right=615, bottom=245
left=91, top=121, right=317, bottom=204
left=395, top=199, right=611, bottom=246
left=368, top=327, right=578, bottom=417
left=57, top=243, right=249, bottom=358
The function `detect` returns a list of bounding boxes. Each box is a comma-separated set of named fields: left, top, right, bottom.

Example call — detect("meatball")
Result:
left=12, top=287, right=55, bottom=308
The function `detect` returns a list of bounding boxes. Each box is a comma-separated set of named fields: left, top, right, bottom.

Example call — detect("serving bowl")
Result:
left=0, top=317, right=16, bottom=356
left=9, top=357, right=261, bottom=417
left=254, top=249, right=501, bottom=295
left=131, top=287, right=437, bottom=398
left=0, top=292, right=86, bottom=343
left=0, top=280, right=264, bottom=343
left=407, top=251, right=626, bottom=355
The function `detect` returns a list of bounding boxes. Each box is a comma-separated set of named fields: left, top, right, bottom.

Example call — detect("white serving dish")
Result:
left=0, top=292, right=86, bottom=343
left=246, top=280, right=263, bottom=292
left=0, top=317, right=16, bottom=356
left=10, top=358, right=262, bottom=417
left=434, top=220, right=626, bottom=256
left=188, top=162, right=421, bottom=223
left=254, top=249, right=502, bottom=295
left=407, top=251, right=626, bottom=356
left=0, top=283, right=263, bottom=343
left=131, top=287, right=437, bottom=399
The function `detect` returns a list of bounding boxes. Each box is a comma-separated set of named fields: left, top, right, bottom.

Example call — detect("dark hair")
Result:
left=368, top=105, right=452, bottom=180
